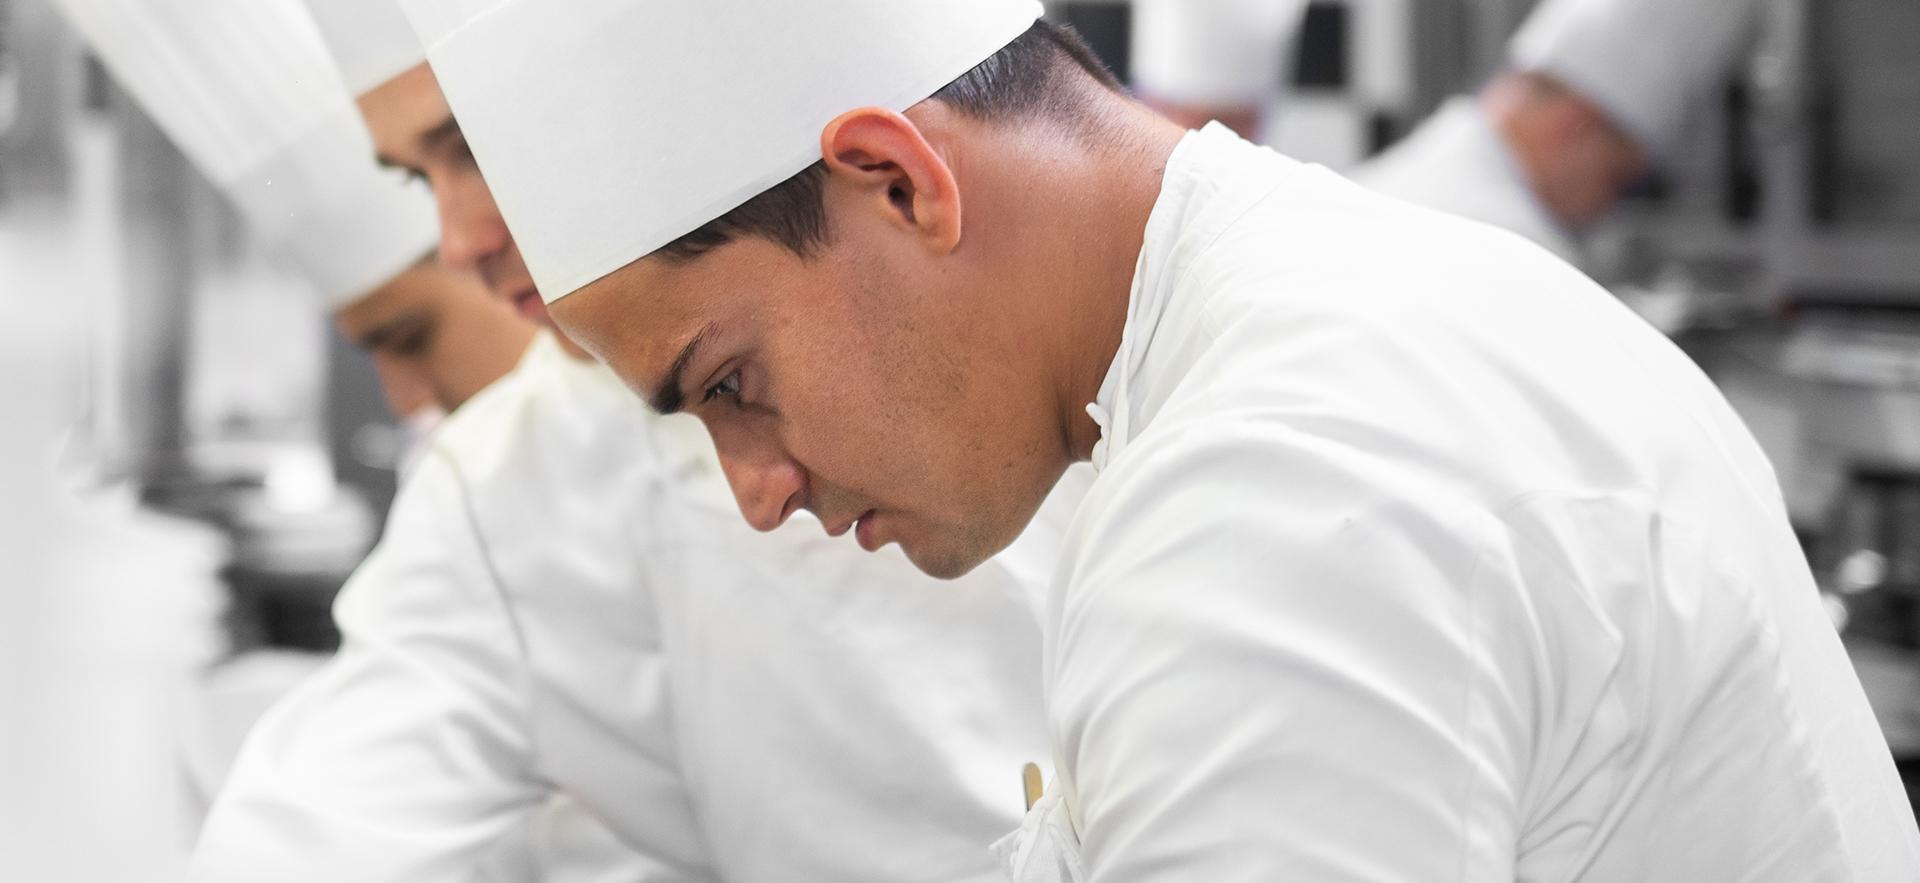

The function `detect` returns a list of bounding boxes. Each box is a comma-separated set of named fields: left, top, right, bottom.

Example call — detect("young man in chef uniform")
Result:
left=403, top=0, right=1920, bottom=878
left=62, top=2, right=1081, bottom=880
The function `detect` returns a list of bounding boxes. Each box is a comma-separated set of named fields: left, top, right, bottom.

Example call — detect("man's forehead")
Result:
left=562, top=258, right=709, bottom=394
left=595, top=238, right=808, bottom=355
left=357, top=62, right=454, bottom=157
left=569, top=258, right=679, bottom=352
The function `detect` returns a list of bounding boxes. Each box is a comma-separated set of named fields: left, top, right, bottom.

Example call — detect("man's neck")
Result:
left=1037, top=107, right=1187, bottom=462
left=548, top=324, right=596, bottom=361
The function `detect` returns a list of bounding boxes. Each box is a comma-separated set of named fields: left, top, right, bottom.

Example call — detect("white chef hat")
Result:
left=53, top=0, right=437, bottom=309
left=300, top=0, right=425, bottom=96
left=397, top=0, right=1045, bottom=303
left=1509, top=0, right=1769, bottom=158
left=1131, top=0, right=1308, bottom=108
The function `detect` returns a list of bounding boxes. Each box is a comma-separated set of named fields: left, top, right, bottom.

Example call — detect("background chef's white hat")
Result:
left=1509, top=0, right=1769, bottom=158
left=1131, top=0, right=1308, bottom=108
left=53, top=0, right=437, bottom=309
left=398, top=0, right=1045, bottom=303
left=301, top=0, right=425, bottom=96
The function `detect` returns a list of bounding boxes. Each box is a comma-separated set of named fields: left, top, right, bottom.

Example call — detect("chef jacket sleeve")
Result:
left=1050, top=422, right=1530, bottom=881
left=188, top=449, right=549, bottom=882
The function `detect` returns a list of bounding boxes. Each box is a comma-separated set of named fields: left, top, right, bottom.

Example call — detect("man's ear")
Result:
left=820, top=107, right=962, bottom=254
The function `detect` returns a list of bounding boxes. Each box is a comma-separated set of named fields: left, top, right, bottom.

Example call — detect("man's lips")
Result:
left=854, top=510, right=886, bottom=553
left=823, top=509, right=876, bottom=541
left=509, top=287, right=548, bottom=324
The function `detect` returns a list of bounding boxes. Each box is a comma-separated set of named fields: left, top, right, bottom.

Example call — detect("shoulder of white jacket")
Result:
left=1056, top=411, right=1512, bottom=643
left=423, top=347, right=656, bottom=484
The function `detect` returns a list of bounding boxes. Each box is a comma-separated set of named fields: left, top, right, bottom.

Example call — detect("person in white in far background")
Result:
left=408, top=0, right=1920, bottom=877
left=65, top=1, right=1081, bottom=881
left=1132, top=0, right=1771, bottom=260
left=1129, top=0, right=1308, bottom=140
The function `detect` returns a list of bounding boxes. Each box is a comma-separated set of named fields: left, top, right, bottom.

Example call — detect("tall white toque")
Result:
left=301, top=0, right=428, bottom=97
left=53, top=0, right=438, bottom=309
left=397, top=0, right=1045, bottom=303
left=1132, top=0, right=1308, bottom=108
left=1509, top=0, right=1770, bottom=158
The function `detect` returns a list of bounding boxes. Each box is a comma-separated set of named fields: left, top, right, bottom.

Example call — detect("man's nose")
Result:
left=434, top=179, right=510, bottom=274
left=713, top=429, right=807, bottom=533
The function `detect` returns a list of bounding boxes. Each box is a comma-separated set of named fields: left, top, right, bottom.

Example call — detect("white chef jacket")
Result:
left=1351, top=96, right=1579, bottom=261
left=192, top=331, right=1062, bottom=882
left=999, top=123, right=1920, bottom=881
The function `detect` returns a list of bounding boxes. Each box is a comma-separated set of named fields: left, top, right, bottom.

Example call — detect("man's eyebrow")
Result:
left=355, top=312, right=429, bottom=352
left=416, top=115, right=465, bottom=155
left=649, top=324, right=714, bottom=415
left=376, top=115, right=465, bottom=171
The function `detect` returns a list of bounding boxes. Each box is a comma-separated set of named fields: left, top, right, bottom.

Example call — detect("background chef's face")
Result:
left=334, top=259, right=536, bottom=417
left=357, top=64, right=548, bottom=328
left=552, top=109, right=1070, bottom=579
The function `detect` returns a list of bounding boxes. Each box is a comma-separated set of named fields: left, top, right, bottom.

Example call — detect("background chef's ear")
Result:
left=820, top=108, right=963, bottom=254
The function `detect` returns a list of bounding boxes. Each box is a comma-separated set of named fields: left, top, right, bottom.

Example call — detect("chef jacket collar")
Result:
left=1089, top=122, right=1282, bottom=473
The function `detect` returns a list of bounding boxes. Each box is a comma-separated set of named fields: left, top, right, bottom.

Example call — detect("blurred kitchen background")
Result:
left=2, top=0, right=1916, bottom=878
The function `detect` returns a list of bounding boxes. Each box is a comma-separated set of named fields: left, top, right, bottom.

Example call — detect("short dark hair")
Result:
left=655, top=20, right=1124, bottom=262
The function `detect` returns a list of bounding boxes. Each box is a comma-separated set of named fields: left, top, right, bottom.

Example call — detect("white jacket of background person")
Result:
left=1350, top=96, right=1577, bottom=260
left=997, top=123, right=1920, bottom=881
left=192, top=330, right=1071, bottom=883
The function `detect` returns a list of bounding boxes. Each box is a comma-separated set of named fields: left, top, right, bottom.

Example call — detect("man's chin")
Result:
left=900, top=538, right=990, bottom=581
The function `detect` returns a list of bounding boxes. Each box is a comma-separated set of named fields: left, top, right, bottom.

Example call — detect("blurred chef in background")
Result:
left=1358, top=0, right=1772, bottom=259
left=1129, top=0, right=1307, bottom=139
left=333, top=259, right=532, bottom=454
left=49, top=0, right=629, bottom=879
left=58, top=1, right=1074, bottom=881
left=50, top=0, right=534, bottom=439
left=1132, top=0, right=1771, bottom=259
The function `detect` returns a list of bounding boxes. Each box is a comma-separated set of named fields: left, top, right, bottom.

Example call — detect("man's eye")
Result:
left=392, top=166, right=428, bottom=188
left=701, top=371, right=742, bottom=405
left=390, top=329, right=432, bottom=357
